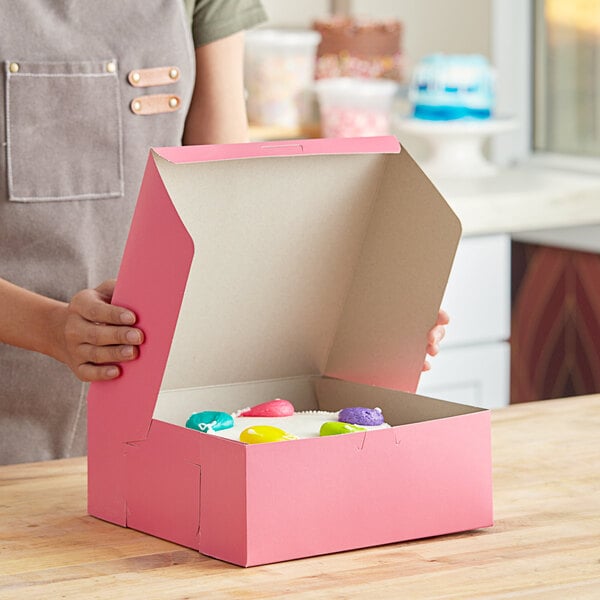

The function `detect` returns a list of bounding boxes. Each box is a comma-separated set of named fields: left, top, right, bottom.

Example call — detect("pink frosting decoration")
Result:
left=238, top=399, right=295, bottom=417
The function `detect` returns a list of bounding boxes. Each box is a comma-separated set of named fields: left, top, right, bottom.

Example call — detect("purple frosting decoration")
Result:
left=338, top=407, right=384, bottom=427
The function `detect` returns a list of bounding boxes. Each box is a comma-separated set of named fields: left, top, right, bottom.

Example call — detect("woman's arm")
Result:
left=183, top=31, right=249, bottom=145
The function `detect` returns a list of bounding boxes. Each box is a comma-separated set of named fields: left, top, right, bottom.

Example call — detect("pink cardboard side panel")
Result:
left=88, top=153, right=194, bottom=520
left=124, top=419, right=249, bottom=566
left=244, top=410, right=492, bottom=566
left=124, top=420, right=201, bottom=550
left=153, top=135, right=400, bottom=164
left=86, top=398, right=127, bottom=525
left=194, top=437, right=250, bottom=565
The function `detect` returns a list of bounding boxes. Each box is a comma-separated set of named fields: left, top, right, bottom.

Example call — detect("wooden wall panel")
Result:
left=511, top=242, right=600, bottom=403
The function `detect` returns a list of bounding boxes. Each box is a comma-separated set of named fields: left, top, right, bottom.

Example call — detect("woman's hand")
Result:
left=423, top=309, right=449, bottom=372
left=53, top=280, right=144, bottom=382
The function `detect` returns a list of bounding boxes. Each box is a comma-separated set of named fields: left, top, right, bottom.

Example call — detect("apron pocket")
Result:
left=5, top=60, right=124, bottom=202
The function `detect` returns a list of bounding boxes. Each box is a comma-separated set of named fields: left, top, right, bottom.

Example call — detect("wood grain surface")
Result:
left=1, top=396, right=599, bottom=599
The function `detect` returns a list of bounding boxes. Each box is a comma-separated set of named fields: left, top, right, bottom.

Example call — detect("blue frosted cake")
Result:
left=409, top=54, right=494, bottom=121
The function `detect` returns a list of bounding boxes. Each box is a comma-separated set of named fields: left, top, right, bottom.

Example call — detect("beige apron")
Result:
left=0, top=0, right=195, bottom=464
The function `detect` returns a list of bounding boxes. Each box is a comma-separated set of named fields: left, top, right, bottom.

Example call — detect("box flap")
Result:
left=324, top=149, right=462, bottom=391
left=88, top=154, right=194, bottom=441
left=152, top=135, right=400, bottom=164
left=95, top=137, right=460, bottom=440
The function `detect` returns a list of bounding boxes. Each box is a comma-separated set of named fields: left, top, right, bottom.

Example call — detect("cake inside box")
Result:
left=153, top=375, right=484, bottom=442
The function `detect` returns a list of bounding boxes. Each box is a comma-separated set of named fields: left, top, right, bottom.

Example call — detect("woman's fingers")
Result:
left=79, top=342, right=140, bottom=365
left=76, top=363, right=121, bottom=382
left=60, top=280, right=143, bottom=382
left=70, top=287, right=136, bottom=326
left=94, top=279, right=117, bottom=299
left=72, top=321, right=144, bottom=347
left=436, top=309, right=450, bottom=326
left=427, top=325, right=446, bottom=356
left=423, top=309, right=450, bottom=370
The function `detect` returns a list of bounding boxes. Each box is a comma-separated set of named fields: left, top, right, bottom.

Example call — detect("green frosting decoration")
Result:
left=319, top=421, right=366, bottom=436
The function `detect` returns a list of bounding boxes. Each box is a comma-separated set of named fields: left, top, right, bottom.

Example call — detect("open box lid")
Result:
left=95, top=137, right=461, bottom=441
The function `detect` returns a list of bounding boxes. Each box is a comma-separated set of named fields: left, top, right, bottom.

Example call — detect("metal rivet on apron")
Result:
left=169, top=68, right=179, bottom=80
left=106, top=61, right=116, bottom=73
left=131, top=71, right=141, bottom=83
left=130, top=94, right=182, bottom=115
left=9, top=62, right=19, bottom=73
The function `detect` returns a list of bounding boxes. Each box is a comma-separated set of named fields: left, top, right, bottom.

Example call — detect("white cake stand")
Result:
left=394, top=117, right=518, bottom=178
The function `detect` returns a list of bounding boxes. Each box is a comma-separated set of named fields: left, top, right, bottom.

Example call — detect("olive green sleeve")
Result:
left=184, top=0, right=268, bottom=48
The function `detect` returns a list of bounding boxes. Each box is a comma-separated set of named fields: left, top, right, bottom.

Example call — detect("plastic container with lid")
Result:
left=244, top=29, right=321, bottom=128
left=315, top=77, right=399, bottom=138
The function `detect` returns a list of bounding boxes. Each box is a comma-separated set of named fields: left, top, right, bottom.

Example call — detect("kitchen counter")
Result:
left=512, top=223, right=600, bottom=254
left=432, top=165, right=600, bottom=237
left=2, top=395, right=599, bottom=599
left=247, top=132, right=600, bottom=239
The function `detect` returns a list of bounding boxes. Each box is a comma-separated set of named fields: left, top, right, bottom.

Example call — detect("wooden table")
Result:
left=1, top=396, right=599, bottom=599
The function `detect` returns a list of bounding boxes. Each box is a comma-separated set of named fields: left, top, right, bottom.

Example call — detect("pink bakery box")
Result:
left=87, top=136, right=493, bottom=567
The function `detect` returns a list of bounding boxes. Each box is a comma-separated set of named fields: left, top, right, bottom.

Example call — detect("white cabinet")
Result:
left=417, top=234, right=511, bottom=409
left=417, top=342, right=510, bottom=409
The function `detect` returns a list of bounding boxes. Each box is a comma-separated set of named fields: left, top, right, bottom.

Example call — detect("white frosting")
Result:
left=208, top=410, right=390, bottom=441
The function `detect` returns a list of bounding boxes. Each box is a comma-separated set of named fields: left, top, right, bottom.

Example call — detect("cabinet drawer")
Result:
left=417, top=342, right=510, bottom=409
left=441, top=234, right=511, bottom=346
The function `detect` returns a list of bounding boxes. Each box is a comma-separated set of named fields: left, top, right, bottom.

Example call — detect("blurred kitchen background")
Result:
left=244, top=0, right=600, bottom=409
